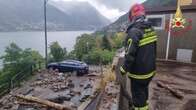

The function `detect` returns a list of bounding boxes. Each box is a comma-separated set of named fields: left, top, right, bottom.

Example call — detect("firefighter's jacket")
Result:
left=120, top=21, right=157, bottom=80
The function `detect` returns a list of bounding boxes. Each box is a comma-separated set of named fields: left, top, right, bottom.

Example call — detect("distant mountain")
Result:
left=100, top=0, right=177, bottom=32
left=0, top=0, right=110, bottom=31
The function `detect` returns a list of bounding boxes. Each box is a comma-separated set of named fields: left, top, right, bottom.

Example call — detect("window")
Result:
left=146, top=15, right=165, bottom=30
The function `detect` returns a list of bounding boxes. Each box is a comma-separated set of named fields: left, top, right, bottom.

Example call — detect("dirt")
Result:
left=0, top=66, right=103, bottom=110
left=1, top=61, right=196, bottom=110
left=149, top=61, right=196, bottom=110
left=98, top=82, right=120, bottom=110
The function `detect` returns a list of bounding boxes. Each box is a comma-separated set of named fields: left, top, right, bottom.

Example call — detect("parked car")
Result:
left=47, top=60, right=89, bottom=75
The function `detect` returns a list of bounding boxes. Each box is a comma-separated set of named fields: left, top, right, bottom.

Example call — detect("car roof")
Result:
left=61, top=60, right=83, bottom=64
left=60, top=60, right=84, bottom=65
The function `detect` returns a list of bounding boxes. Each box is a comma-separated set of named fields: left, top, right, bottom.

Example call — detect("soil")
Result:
left=0, top=66, right=103, bottom=110
left=98, top=82, right=120, bottom=110
left=149, top=61, right=196, bottom=110
left=1, top=61, right=196, bottom=110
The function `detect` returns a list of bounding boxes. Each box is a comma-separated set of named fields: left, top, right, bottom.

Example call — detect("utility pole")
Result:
left=165, top=14, right=173, bottom=60
left=44, top=0, right=48, bottom=68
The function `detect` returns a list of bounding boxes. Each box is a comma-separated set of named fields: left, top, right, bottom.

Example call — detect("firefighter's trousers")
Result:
left=130, top=78, right=152, bottom=110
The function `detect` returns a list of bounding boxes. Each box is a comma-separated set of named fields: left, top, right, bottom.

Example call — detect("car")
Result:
left=47, top=60, right=89, bottom=75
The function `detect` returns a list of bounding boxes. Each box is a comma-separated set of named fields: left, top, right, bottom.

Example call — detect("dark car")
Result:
left=47, top=60, right=89, bottom=75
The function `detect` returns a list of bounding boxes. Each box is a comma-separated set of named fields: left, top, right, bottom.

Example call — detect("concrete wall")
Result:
left=149, top=12, right=196, bottom=62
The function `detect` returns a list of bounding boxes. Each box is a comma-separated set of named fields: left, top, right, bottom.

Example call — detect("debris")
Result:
left=84, top=84, right=92, bottom=90
left=87, top=72, right=100, bottom=77
left=98, top=81, right=120, bottom=110
left=67, top=79, right=75, bottom=88
left=3, top=103, right=12, bottom=109
left=45, top=92, right=72, bottom=103
left=17, top=101, right=48, bottom=108
left=183, top=99, right=196, bottom=110
left=0, top=66, right=104, bottom=110
left=13, top=94, right=73, bottom=110
left=156, top=81, right=184, bottom=100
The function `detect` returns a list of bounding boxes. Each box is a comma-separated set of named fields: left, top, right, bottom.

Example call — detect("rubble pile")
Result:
left=149, top=61, right=196, bottom=110
left=0, top=67, right=103, bottom=110
left=98, top=81, right=120, bottom=110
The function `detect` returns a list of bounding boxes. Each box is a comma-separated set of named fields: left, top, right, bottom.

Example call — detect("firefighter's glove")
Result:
left=120, top=66, right=127, bottom=76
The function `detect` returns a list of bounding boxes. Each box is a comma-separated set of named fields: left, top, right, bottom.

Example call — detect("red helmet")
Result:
left=129, top=4, right=146, bottom=21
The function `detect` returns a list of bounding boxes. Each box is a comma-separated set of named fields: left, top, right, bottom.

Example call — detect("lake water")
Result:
left=0, top=31, right=93, bottom=56
left=0, top=31, right=93, bottom=67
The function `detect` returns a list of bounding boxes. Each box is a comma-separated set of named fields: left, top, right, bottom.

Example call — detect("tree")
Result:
left=1, top=43, right=23, bottom=74
left=66, top=50, right=77, bottom=60
left=49, top=42, right=67, bottom=62
left=1, top=43, right=44, bottom=73
left=1, top=43, right=22, bottom=63
left=101, top=35, right=112, bottom=51
left=22, top=48, right=44, bottom=69
left=74, top=34, right=96, bottom=60
left=100, top=49, right=115, bottom=65
left=112, top=32, right=126, bottom=49
left=82, top=48, right=115, bottom=65
left=0, top=43, right=44, bottom=85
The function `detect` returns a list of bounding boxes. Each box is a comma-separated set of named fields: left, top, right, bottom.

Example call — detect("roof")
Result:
left=145, top=5, right=196, bottom=14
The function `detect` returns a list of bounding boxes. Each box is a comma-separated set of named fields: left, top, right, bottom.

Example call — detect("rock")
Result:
left=63, top=101, right=77, bottom=108
left=47, top=94, right=72, bottom=103
left=79, top=83, right=84, bottom=87
left=69, top=91, right=76, bottom=97
left=84, top=84, right=92, bottom=89
left=3, top=103, right=13, bottom=109
left=67, top=80, right=74, bottom=88
left=80, top=88, right=92, bottom=102
left=36, top=75, right=44, bottom=81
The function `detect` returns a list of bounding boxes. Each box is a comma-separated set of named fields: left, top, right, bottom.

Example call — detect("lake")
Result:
left=0, top=31, right=93, bottom=56
left=0, top=31, right=93, bottom=67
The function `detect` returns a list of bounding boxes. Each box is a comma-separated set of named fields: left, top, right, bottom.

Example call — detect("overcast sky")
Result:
left=52, top=0, right=146, bottom=21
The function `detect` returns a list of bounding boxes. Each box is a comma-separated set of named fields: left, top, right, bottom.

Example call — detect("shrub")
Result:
left=49, top=42, right=67, bottom=62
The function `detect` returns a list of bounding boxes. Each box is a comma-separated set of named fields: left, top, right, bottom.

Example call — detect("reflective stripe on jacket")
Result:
left=134, top=105, right=149, bottom=110
left=120, top=21, right=157, bottom=80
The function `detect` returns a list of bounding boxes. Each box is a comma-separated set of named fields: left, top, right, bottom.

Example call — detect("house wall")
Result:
left=148, top=12, right=196, bottom=62
left=193, top=0, right=196, bottom=5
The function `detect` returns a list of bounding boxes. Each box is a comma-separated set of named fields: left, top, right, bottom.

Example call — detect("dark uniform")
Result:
left=120, top=20, right=157, bottom=110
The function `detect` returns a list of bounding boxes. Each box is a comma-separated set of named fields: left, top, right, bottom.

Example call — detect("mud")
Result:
left=150, top=61, right=196, bottom=110
left=1, top=61, right=196, bottom=110
left=0, top=66, right=103, bottom=110
left=98, top=82, right=120, bottom=110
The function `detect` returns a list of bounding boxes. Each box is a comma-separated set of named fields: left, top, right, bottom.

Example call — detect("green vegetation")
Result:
left=82, top=48, right=115, bottom=65
left=74, top=34, right=96, bottom=60
left=1, top=43, right=44, bottom=74
left=49, top=42, right=67, bottom=62
left=101, top=35, right=112, bottom=51
left=0, top=31, right=125, bottom=96
left=73, top=32, right=126, bottom=65
left=0, top=43, right=44, bottom=96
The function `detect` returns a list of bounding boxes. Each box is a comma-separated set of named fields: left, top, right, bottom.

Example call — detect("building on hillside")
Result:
left=145, top=1, right=196, bottom=63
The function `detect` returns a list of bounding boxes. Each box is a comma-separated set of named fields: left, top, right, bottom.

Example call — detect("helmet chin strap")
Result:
left=132, top=15, right=146, bottom=23
left=127, top=15, right=146, bottom=31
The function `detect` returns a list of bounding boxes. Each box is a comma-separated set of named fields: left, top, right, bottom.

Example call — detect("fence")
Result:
left=0, top=83, right=10, bottom=97
left=0, top=62, right=43, bottom=98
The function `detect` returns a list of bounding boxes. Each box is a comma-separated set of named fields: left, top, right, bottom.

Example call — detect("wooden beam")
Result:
left=14, top=94, right=73, bottom=110
left=157, top=81, right=184, bottom=100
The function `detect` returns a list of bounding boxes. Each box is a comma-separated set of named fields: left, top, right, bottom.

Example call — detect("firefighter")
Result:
left=120, top=4, right=157, bottom=110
